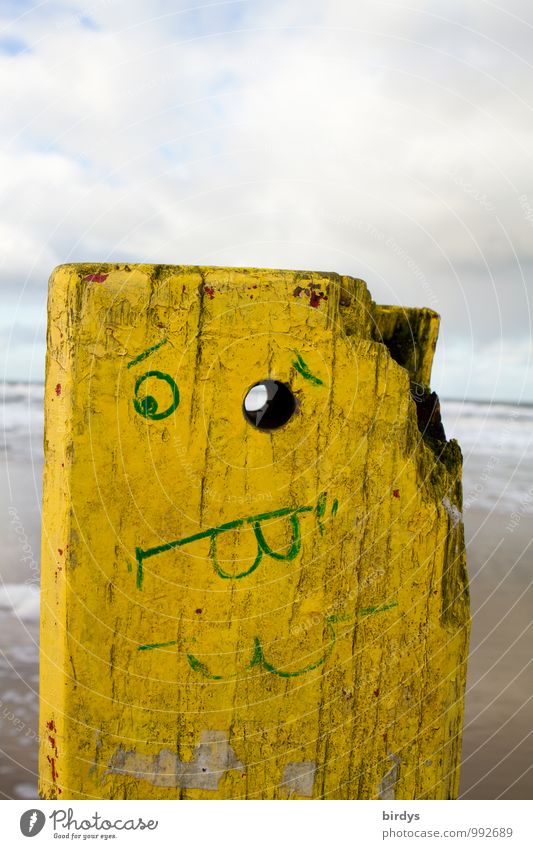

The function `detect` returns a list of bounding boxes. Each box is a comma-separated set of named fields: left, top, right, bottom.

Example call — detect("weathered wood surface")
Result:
left=39, top=265, right=470, bottom=799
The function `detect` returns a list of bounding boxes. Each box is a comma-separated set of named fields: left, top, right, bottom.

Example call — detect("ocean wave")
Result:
left=1, top=383, right=44, bottom=435
left=0, top=584, right=40, bottom=623
left=441, top=400, right=533, bottom=458
left=1, top=384, right=531, bottom=516
left=2, top=382, right=44, bottom=404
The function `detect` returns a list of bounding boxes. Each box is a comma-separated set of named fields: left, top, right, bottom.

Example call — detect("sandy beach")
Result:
left=460, top=508, right=532, bottom=799
left=0, top=388, right=531, bottom=799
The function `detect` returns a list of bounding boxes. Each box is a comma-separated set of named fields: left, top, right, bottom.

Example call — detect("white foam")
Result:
left=14, top=782, right=39, bottom=799
left=441, top=400, right=533, bottom=514
left=441, top=400, right=533, bottom=457
left=2, top=385, right=532, bottom=518
left=1, top=382, right=44, bottom=434
left=0, top=584, right=40, bottom=622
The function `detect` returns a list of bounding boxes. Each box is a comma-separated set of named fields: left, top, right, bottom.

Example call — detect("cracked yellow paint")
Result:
left=39, top=264, right=469, bottom=799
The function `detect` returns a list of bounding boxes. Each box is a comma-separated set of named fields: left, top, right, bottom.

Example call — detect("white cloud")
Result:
left=0, top=0, right=532, bottom=397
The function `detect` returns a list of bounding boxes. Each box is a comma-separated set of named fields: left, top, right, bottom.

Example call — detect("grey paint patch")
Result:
left=378, top=754, right=401, bottom=800
left=442, top=497, right=462, bottom=528
left=281, top=761, right=316, bottom=797
left=89, top=731, right=102, bottom=777
left=107, top=731, right=244, bottom=790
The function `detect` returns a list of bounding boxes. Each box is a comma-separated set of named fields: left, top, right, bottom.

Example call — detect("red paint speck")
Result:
left=393, top=489, right=400, bottom=499
left=83, top=273, right=108, bottom=283
left=55, top=383, right=62, bottom=396
left=373, top=689, right=380, bottom=698
left=46, top=719, right=57, bottom=733
left=48, top=735, right=56, bottom=749
left=58, top=549, right=63, bottom=556
left=195, top=608, right=202, bottom=614
left=204, top=286, right=215, bottom=299
left=47, top=755, right=58, bottom=783
left=310, top=291, right=327, bottom=308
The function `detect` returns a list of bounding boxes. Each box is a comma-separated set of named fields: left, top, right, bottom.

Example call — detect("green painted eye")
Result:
left=133, top=371, right=180, bottom=420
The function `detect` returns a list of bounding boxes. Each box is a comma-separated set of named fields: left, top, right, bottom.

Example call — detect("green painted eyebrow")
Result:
left=292, top=352, right=324, bottom=386
left=127, top=338, right=168, bottom=369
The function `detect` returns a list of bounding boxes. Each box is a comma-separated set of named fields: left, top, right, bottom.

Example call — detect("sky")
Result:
left=0, top=0, right=532, bottom=401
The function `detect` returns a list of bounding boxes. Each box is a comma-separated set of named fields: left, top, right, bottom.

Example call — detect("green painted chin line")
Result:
left=137, top=603, right=399, bottom=680
left=138, top=639, right=179, bottom=652
left=292, top=352, right=324, bottom=386
left=134, top=492, right=336, bottom=589
left=358, top=601, right=398, bottom=617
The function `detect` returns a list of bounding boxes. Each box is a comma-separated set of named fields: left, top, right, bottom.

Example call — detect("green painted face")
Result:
left=40, top=264, right=468, bottom=801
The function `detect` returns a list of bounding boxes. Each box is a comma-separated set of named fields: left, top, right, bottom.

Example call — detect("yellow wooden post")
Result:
left=39, top=265, right=469, bottom=800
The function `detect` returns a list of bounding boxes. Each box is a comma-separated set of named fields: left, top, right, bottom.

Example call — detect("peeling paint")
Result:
left=442, top=496, right=462, bottom=528
left=378, top=754, right=401, bottom=800
left=281, top=762, right=316, bottom=797
left=47, top=755, right=58, bottom=782
left=83, top=273, right=108, bottom=283
left=309, top=290, right=327, bottom=308
left=107, top=731, right=244, bottom=790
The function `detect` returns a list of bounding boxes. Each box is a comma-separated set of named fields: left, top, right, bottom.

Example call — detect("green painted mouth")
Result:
left=134, top=493, right=338, bottom=589
left=138, top=603, right=399, bottom=679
